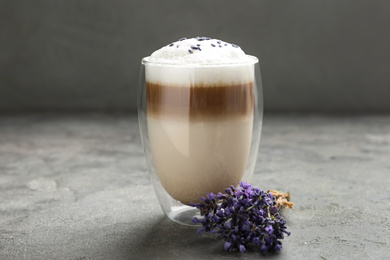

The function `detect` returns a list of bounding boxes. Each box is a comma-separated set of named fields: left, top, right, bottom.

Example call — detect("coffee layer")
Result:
left=146, top=82, right=254, bottom=120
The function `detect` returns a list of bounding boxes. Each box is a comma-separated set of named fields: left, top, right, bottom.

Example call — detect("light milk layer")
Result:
left=148, top=116, right=253, bottom=205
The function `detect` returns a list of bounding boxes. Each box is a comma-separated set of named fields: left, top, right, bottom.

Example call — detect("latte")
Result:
left=144, top=37, right=257, bottom=205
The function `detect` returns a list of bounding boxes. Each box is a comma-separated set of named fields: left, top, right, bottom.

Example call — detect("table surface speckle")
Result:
left=0, top=114, right=389, bottom=260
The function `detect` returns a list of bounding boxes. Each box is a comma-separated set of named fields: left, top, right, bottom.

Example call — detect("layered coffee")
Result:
left=145, top=37, right=256, bottom=205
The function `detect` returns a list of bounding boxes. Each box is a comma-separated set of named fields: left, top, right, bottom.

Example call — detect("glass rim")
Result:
left=141, top=55, right=259, bottom=67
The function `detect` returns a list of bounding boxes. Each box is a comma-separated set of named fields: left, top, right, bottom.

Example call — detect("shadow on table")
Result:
left=130, top=215, right=282, bottom=259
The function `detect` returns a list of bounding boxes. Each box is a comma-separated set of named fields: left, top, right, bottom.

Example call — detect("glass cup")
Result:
left=138, top=56, right=263, bottom=225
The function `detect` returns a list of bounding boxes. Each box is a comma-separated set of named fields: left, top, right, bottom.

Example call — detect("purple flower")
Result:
left=224, top=242, right=231, bottom=250
left=190, top=182, right=291, bottom=253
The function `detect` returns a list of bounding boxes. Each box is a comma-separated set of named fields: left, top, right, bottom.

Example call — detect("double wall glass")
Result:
left=138, top=56, right=263, bottom=225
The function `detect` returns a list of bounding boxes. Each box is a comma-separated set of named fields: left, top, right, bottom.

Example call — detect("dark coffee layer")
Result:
left=146, top=82, right=254, bottom=119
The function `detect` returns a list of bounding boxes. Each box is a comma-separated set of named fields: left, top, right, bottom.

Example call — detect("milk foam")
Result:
left=144, top=37, right=257, bottom=86
left=149, top=37, right=252, bottom=64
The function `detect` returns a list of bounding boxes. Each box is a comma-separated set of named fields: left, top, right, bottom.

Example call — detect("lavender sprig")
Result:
left=190, top=182, right=291, bottom=253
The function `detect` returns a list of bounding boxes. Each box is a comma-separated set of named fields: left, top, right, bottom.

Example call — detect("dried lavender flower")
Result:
left=190, top=182, right=291, bottom=253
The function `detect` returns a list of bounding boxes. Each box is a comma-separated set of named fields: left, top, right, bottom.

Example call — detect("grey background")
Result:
left=1, top=0, right=390, bottom=113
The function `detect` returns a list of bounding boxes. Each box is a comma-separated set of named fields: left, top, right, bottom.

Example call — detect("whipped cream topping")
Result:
left=148, top=37, right=254, bottom=65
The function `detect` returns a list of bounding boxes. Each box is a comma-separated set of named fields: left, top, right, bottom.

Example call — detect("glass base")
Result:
left=166, top=205, right=202, bottom=226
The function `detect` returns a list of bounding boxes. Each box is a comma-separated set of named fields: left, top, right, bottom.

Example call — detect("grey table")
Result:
left=1, top=114, right=389, bottom=260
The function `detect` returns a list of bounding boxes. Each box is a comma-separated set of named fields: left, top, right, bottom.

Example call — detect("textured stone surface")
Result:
left=0, top=114, right=389, bottom=259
